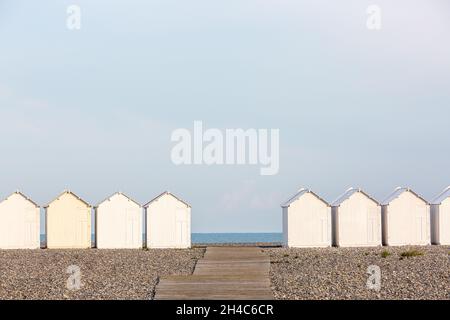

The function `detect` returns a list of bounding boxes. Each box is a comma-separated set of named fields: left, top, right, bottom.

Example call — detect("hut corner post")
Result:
left=381, top=205, right=388, bottom=246
left=143, top=207, right=147, bottom=249
left=331, top=207, right=339, bottom=247
left=430, top=204, right=440, bottom=245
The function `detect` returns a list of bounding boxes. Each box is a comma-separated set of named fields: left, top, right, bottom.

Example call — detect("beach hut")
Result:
left=381, top=187, right=430, bottom=246
left=145, top=191, right=191, bottom=249
left=281, top=188, right=331, bottom=248
left=0, top=191, right=40, bottom=249
left=45, top=190, right=91, bottom=249
left=331, top=188, right=381, bottom=247
left=430, top=186, right=450, bottom=245
left=95, top=192, right=142, bottom=249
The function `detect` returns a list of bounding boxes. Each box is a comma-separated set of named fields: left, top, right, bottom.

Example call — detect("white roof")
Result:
left=382, top=187, right=428, bottom=205
left=2, top=191, right=39, bottom=208
left=95, top=192, right=141, bottom=208
left=431, top=186, right=450, bottom=205
left=44, top=190, right=91, bottom=208
left=144, top=191, right=191, bottom=208
left=331, top=187, right=379, bottom=207
left=281, top=188, right=329, bottom=208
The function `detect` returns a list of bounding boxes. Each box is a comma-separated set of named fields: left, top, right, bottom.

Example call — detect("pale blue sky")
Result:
left=0, top=0, right=449, bottom=232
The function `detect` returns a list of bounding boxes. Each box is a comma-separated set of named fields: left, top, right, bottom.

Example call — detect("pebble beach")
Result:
left=265, top=246, right=450, bottom=300
left=0, top=246, right=449, bottom=300
left=0, top=248, right=205, bottom=300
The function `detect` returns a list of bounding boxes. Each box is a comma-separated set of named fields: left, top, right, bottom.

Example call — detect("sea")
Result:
left=40, top=233, right=283, bottom=246
left=192, top=233, right=282, bottom=244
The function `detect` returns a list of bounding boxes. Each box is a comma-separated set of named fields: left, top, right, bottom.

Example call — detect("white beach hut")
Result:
left=381, top=187, right=430, bottom=246
left=45, top=190, right=92, bottom=249
left=95, top=192, right=142, bottom=249
left=331, top=188, right=381, bottom=247
left=0, top=191, right=40, bottom=249
left=145, top=191, right=191, bottom=249
left=281, top=188, right=331, bottom=248
left=430, top=186, right=450, bottom=245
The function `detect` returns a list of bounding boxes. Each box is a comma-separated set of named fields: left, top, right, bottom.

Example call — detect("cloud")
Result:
left=249, top=191, right=282, bottom=210
left=219, top=180, right=282, bottom=211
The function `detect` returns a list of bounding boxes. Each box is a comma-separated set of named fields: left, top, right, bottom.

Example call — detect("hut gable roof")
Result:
left=2, top=191, right=39, bottom=208
left=44, top=190, right=91, bottom=208
left=331, top=187, right=380, bottom=207
left=382, top=187, right=429, bottom=206
left=95, top=192, right=141, bottom=208
left=144, top=191, right=191, bottom=208
left=431, top=186, right=450, bottom=205
left=281, top=188, right=329, bottom=208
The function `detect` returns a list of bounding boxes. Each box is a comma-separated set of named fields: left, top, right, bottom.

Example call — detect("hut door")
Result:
left=78, top=208, right=88, bottom=246
left=442, top=207, right=450, bottom=244
left=367, top=218, right=376, bottom=243
left=367, top=208, right=379, bottom=243
left=25, top=209, right=37, bottom=247
left=415, top=207, right=426, bottom=243
left=176, top=209, right=188, bottom=247
left=2, top=211, right=12, bottom=247
left=126, top=210, right=135, bottom=247
left=320, top=218, right=328, bottom=243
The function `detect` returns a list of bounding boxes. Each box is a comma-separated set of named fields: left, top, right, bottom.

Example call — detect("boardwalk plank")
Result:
left=154, top=246, right=273, bottom=300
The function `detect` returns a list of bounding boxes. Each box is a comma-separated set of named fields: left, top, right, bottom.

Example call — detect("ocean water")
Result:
left=192, top=233, right=283, bottom=244
left=40, top=233, right=283, bottom=246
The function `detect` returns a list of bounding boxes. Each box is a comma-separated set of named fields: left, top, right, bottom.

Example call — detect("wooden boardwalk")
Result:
left=154, top=247, right=273, bottom=300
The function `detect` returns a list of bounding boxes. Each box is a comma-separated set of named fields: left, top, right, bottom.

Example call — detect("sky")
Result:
left=0, top=0, right=449, bottom=233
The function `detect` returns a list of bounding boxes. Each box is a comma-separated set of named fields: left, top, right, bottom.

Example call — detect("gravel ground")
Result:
left=264, top=246, right=450, bottom=300
left=0, top=248, right=204, bottom=300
